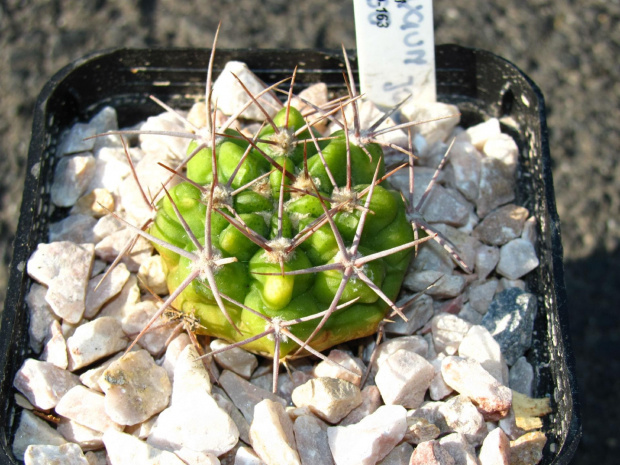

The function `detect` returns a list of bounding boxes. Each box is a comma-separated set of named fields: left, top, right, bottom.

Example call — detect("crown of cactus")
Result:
left=101, top=30, right=467, bottom=390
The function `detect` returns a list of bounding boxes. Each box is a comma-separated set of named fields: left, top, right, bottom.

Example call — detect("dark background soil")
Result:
left=1, top=1, right=618, bottom=463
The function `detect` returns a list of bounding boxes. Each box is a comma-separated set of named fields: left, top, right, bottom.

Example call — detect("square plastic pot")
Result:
left=0, top=45, right=580, bottom=464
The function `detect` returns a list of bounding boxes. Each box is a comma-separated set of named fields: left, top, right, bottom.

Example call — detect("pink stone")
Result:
left=13, top=359, right=80, bottom=410
left=408, top=440, right=455, bottom=465
left=441, top=356, right=512, bottom=420
left=328, top=405, right=407, bottom=465
left=375, top=350, right=434, bottom=409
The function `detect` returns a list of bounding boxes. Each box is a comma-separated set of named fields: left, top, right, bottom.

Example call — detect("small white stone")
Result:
left=12, top=410, right=67, bottom=461
left=474, top=244, right=500, bottom=281
left=400, top=101, right=460, bottom=146
left=429, top=355, right=454, bottom=401
left=213, top=61, right=281, bottom=121
left=496, top=238, right=540, bottom=279
left=41, top=320, right=68, bottom=369
left=456, top=118, right=501, bottom=151
left=483, top=133, right=519, bottom=175
left=57, top=418, right=104, bottom=451
left=137, top=254, right=169, bottom=295
left=376, top=349, right=434, bottom=409
left=25, top=283, right=58, bottom=353
left=439, top=397, right=487, bottom=446
left=66, top=316, right=128, bottom=370
left=447, top=141, right=482, bottom=202
left=92, top=214, right=125, bottom=243
left=478, top=427, right=510, bottom=465
left=51, top=154, right=96, bottom=207
left=328, top=405, right=407, bottom=465
left=313, top=349, right=365, bottom=386
left=211, top=339, right=259, bottom=379
left=84, top=262, right=131, bottom=319
left=147, top=346, right=239, bottom=456
left=170, top=345, right=212, bottom=402
left=99, top=274, right=141, bottom=322
left=161, top=333, right=191, bottom=382
left=56, top=385, right=123, bottom=433
left=13, top=359, right=80, bottom=410
left=58, top=123, right=97, bottom=155
left=90, top=106, right=120, bottom=151
left=139, top=112, right=189, bottom=161
left=422, top=140, right=452, bottom=169
left=87, top=146, right=133, bottom=194
left=71, top=188, right=116, bottom=218
left=104, top=430, right=186, bottom=465
left=273, top=368, right=314, bottom=403
left=24, top=443, right=89, bottom=465
left=102, top=350, right=172, bottom=426
left=292, top=377, right=362, bottom=424
left=375, top=335, right=428, bottom=368
left=27, top=241, right=95, bottom=324
left=441, top=356, right=512, bottom=421
left=250, top=399, right=301, bottom=465
left=121, top=299, right=176, bottom=356
left=431, top=314, right=472, bottom=354
left=48, top=214, right=98, bottom=244
left=186, top=102, right=226, bottom=130
left=459, top=325, right=508, bottom=384
left=235, top=446, right=266, bottom=465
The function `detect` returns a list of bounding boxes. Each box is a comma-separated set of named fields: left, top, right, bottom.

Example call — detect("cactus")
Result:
left=101, top=32, right=465, bottom=390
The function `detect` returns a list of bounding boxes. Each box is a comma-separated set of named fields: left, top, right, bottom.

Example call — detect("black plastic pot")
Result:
left=0, top=46, right=580, bottom=463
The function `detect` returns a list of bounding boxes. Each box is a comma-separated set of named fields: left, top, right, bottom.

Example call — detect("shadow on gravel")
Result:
left=564, top=246, right=620, bottom=465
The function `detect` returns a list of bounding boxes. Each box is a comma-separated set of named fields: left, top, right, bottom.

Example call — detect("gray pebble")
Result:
left=481, top=288, right=538, bottom=365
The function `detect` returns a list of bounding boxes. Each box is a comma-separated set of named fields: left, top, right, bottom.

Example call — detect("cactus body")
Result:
left=149, top=105, right=418, bottom=358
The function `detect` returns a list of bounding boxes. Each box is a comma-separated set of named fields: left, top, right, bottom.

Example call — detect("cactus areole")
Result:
left=147, top=102, right=424, bottom=359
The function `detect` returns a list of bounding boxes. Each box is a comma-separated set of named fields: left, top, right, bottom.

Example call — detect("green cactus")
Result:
left=104, top=39, right=466, bottom=392
left=146, top=100, right=424, bottom=359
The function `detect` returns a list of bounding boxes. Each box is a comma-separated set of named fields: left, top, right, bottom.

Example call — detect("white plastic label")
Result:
left=353, top=0, right=436, bottom=108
